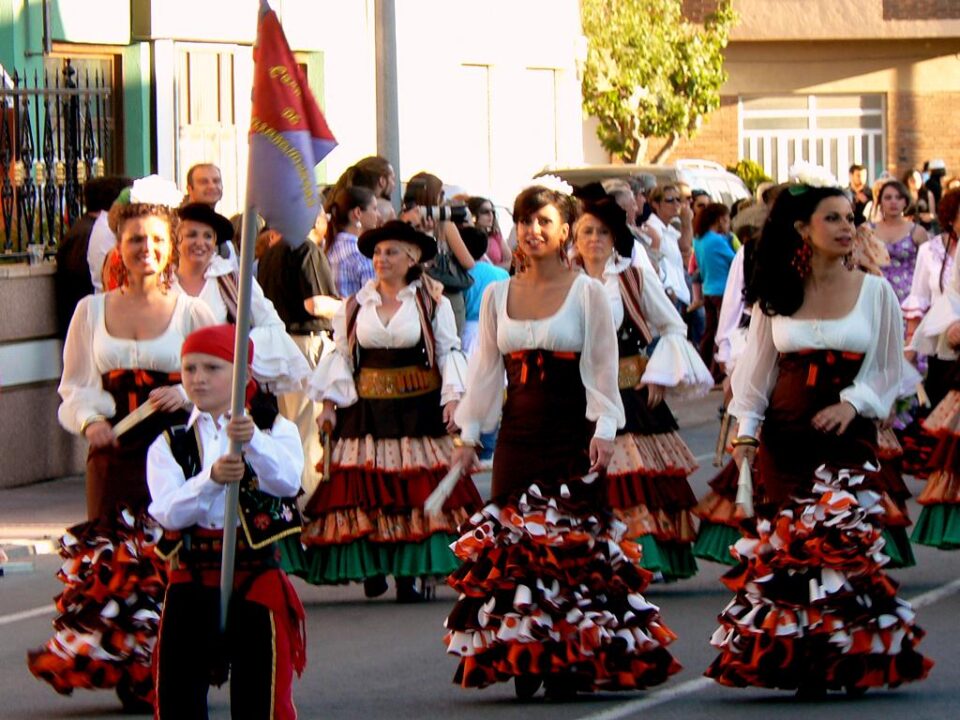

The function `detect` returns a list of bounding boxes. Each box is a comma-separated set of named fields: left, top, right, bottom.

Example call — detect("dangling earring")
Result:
left=791, top=241, right=812, bottom=278
left=513, top=246, right=528, bottom=274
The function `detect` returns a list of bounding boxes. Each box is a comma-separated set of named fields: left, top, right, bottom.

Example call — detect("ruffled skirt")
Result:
left=912, top=389, right=960, bottom=549
left=694, top=426, right=916, bottom=569
left=296, top=434, right=482, bottom=584
left=706, top=465, right=932, bottom=692
left=606, top=430, right=699, bottom=580
left=444, top=478, right=681, bottom=691
left=27, top=508, right=165, bottom=703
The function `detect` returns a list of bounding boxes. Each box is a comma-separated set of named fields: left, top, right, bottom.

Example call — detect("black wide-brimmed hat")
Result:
left=578, top=196, right=635, bottom=259
left=178, top=202, right=235, bottom=243
left=357, top=220, right=437, bottom=262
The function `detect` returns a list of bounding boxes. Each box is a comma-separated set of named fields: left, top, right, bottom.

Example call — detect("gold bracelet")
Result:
left=452, top=436, right=480, bottom=450
left=731, top=435, right=759, bottom=448
left=80, top=414, right=107, bottom=434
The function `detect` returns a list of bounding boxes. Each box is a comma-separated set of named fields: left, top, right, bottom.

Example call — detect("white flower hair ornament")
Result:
left=531, top=174, right=574, bottom=196
left=119, top=174, right=184, bottom=208
left=787, top=162, right=840, bottom=194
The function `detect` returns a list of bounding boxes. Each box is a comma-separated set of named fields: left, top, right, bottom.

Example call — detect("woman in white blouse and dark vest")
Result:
left=900, top=189, right=960, bottom=475
left=27, top=177, right=216, bottom=712
left=173, top=203, right=310, bottom=397
left=707, top=171, right=931, bottom=697
left=907, top=188, right=960, bottom=550
left=445, top=184, right=680, bottom=700
left=573, top=187, right=712, bottom=581
left=297, top=220, right=480, bottom=602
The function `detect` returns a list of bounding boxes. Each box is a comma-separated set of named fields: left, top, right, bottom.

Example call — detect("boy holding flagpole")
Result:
left=148, top=324, right=306, bottom=719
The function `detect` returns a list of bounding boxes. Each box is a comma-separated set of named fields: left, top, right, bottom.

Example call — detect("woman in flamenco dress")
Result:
left=695, top=223, right=919, bottom=569
left=572, top=188, right=713, bottom=580
left=706, top=168, right=932, bottom=698
left=908, top=188, right=960, bottom=550
left=445, top=182, right=681, bottom=701
left=297, top=220, right=481, bottom=601
left=27, top=176, right=216, bottom=712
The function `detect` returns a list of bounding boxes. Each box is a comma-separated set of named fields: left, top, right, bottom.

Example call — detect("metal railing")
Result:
left=0, top=59, right=112, bottom=258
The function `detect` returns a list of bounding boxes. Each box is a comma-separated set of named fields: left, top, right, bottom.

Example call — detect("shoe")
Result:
left=514, top=675, right=542, bottom=700
left=116, top=683, right=153, bottom=715
left=794, top=684, right=827, bottom=701
left=363, top=575, right=388, bottom=598
left=395, top=576, right=424, bottom=603
left=543, top=676, right=578, bottom=702
left=845, top=684, right=868, bottom=698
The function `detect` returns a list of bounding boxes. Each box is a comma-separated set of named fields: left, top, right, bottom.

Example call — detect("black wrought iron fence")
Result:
left=0, top=59, right=112, bottom=258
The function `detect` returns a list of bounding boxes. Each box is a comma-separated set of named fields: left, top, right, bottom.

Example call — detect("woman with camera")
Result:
left=706, top=167, right=931, bottom=697
left=297, top=220, right=479, bottom=602
left=400, top=172, right=475, bottom=334
left=444, top=183, right=680, bottom=700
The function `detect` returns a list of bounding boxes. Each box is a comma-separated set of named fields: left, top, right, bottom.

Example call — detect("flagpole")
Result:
left=219, top=199, right=259, bottom=633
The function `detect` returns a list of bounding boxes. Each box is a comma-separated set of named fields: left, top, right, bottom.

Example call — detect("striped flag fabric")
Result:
left=247, top=0, right=337, bottom=248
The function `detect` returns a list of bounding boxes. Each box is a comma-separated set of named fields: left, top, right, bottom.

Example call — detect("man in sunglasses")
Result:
left=646, top=185, right=694, bottom=321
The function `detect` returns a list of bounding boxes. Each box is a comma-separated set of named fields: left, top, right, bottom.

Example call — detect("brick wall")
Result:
left=888, top=91, right=960, bottom=177
left=883, top=0, right=960, bottom=20
left=682, top=0, right=720, bottom=22
left=643, top=96, right=740, bottom=167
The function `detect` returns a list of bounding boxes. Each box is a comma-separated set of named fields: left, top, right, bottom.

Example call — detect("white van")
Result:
left=535, top=159, right=751, bottom=206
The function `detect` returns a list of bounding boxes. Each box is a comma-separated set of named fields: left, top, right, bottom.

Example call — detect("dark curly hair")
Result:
left=108, top=202, right=179, bottom=237
left=745, top=184, right=848, bottom=317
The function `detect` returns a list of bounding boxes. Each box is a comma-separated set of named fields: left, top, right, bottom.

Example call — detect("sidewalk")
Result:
left=0, top=475, right=86, bottom=562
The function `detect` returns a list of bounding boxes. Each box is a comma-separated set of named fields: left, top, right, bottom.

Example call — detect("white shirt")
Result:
left=902, top=233, right=955, bottom=321
left=147, top=407, right=303, bottom=531
left=58, top=292, right=216, bottom=434
left=86, top=212, right=116, bottom=293
left=454, top=273, right=625, bottom=444
left=308, top=279, right=468, bottom=407
left=731, top=274, right=904, bottom=438
left=598, top=257, right=713, bottom=396
left=175, top=255, right=310, bottom=393
left=645, top=213, right=690, bottom=304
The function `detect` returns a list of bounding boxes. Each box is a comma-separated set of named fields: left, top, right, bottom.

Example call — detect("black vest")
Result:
left=155, top=392, right=303, bottom=560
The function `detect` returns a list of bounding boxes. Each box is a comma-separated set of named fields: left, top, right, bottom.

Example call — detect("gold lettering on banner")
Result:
left=281, top=107, right=302, bottom=125
left=268, top=65, right=302, bottom=96
left=250, top=117, right=317, bottom=209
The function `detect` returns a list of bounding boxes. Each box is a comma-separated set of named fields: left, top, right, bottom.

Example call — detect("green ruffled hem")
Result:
left=635, top=535, right=697, bottom=580
left=691, top=521, right=739, bottom=566
left=911, top=504, right=960, bottom=550
left=277, top=535, right=309, bottom=576
left=294, top=533, right=460, bottom=585
left=881, top=526, right=916, bottom=568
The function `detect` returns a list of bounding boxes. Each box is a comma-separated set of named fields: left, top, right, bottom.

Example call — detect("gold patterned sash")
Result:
left=618, top=355, right=648, bottom=390
left=357, top=365, right=442, bottom=399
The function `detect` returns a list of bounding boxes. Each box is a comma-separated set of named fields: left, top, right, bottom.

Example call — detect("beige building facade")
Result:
left=609, top=0, right=960, bottom=185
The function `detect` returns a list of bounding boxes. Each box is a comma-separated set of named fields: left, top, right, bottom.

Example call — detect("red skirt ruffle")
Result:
left=27, top=508, right=165, bottom=702
left=606, top=431, right=698, bottom=543
left=302, top=435, right=482, bottom=546
left=444, top=479, right=682, bottom=692
left=706, top=465, right=932, bottom=692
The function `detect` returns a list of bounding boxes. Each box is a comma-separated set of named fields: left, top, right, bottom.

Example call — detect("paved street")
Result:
left=2, top=392, right=959, bottom=719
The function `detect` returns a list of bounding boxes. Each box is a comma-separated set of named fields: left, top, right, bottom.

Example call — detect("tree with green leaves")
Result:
left=581, top=0, right=737, bottom=164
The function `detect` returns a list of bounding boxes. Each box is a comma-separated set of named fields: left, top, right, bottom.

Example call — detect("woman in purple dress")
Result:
left=870, top=178, right=928, bottom=303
